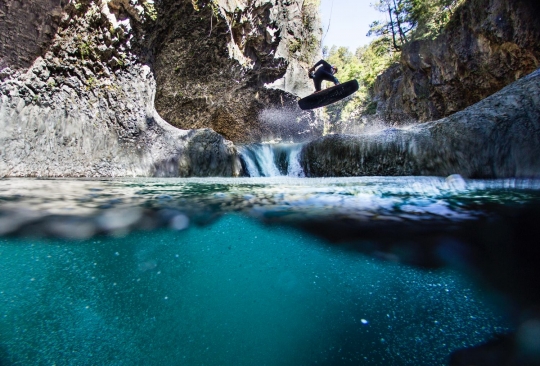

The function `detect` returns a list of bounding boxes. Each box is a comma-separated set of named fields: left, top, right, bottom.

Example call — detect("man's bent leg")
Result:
left=314, top=77, right=323, bottom=92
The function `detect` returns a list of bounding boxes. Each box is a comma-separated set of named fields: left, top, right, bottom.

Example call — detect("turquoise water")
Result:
left=1, top=177, right=538, bottom=365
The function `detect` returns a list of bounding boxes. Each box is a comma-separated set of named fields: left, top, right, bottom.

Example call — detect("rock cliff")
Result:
left=0, top=0, right=66, bottom=70
left=0, top=0, right=243, bottom=177
left=151, top=0, right=321, bottom=143
left=301, top=68, right=540, bottom=178
left=0, top=0, right=320, bottom=177
left=372, top=0, right=540, bottom=123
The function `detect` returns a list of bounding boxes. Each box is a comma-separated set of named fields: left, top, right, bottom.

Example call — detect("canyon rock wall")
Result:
left=0, top=0, right=241, bottom=177
left=151, top=0, right=322, bottom=143
left=0, top=0, right=65, bottom=70
left=0, top=0, right=320, bottom=177
left=373, top=0, right=540, bottom=123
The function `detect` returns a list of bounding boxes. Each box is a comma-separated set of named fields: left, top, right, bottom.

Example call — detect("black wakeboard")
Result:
left=298, top=79, right=359, bottom=110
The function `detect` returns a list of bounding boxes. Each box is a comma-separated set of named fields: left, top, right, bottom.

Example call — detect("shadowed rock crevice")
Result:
left=0, top=0, right=66, bottom=71
left=179, top=128, right=242, bottom=177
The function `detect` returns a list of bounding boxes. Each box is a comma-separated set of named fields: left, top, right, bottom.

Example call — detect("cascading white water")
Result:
left=238, top=144, right=305, bottom=177
left=257, top=144, right=281, bottom=177
left=237, top=145, right=280, bottom=177
left=286, top=144, right=305, bottom=177
left=237, top=146, right=262, bottom=177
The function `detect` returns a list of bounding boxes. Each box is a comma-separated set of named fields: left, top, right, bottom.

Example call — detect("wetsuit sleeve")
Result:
left=313, top=60, right=331, bottom=69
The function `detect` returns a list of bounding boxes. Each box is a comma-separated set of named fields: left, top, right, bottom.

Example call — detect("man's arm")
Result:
left=309, top=60, right=331, bottom=73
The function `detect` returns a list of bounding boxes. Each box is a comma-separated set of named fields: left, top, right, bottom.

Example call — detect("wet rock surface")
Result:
left=301, top=68, right=540, bottom=179
left=373, top=0, right=540, bottom=123
left=178, top=129, right=242, bottom=177
left=0, top=61, right=241, bottom=177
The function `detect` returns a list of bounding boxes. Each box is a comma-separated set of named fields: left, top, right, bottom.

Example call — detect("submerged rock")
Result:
left=301, top=68, right=540, bottom=178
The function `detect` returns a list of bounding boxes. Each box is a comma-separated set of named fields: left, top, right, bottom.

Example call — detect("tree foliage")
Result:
left=368, top=0, right=465, bottom=51
left=317, top=0, right=465, bottom=132
left=320, top=41, right=398, bottom=125
left=409, top=0, right=465, bottom=39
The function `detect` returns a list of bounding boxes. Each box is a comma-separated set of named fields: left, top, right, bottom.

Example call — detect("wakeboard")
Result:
left=298, top=79, right=359, bottom=110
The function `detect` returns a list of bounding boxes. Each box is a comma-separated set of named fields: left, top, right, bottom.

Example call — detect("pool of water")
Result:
left=1, top=176, right=539, bottom=365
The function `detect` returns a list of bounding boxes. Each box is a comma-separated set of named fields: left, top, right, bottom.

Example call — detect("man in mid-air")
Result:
left=308, top=60, right=340, bottom=93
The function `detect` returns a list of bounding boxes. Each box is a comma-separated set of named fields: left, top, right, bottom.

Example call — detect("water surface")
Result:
left=1, top=176, right=539, bottom=365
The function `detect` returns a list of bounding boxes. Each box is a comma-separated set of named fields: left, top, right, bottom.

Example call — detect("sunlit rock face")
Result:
left=151, top=0, right=322, bottom=143
left=301, top=68, right=540, bottom=178
left=373, top=0, right=540, bottom=123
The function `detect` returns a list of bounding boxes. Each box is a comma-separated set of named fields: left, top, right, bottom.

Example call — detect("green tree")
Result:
left=320, top=0, right=465, bottom=132
left=368, top=0, right=465, bottom=49
left=409, top=0, right=464, bottom=39
left=321, top=43, right=398, bottom=127
left=368, top=0, right=415, bottom=51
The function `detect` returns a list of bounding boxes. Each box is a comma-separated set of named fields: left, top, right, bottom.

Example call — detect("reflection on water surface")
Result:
left=2, top=176, right=539, bottom=232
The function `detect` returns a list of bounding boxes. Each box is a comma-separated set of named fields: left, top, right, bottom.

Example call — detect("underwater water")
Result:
left=1, top=176, right=540, bottom=365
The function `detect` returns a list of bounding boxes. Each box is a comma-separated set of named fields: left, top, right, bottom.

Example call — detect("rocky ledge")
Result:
left=301, top=68, right=540, bottom=178
left=0, top=63, right=239, bottom=178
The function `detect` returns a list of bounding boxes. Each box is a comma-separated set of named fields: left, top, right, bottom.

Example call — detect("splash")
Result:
left=258, top=107, right=323, bottom=142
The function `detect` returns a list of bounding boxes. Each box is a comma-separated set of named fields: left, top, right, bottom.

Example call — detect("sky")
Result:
left=319, top=0, right=383, bottom=52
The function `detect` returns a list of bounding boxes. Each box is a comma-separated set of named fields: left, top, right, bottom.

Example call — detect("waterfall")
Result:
left=238, top=144, right=305, bottom=177
left=286, top=144, right=304, bottom=177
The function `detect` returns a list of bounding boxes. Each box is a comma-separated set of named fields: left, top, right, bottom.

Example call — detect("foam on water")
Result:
left=238, top=144, right=305, bottom=177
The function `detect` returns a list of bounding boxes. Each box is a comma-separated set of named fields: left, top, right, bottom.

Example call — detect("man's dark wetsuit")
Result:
left=311, top=60, right=339, bottom=92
